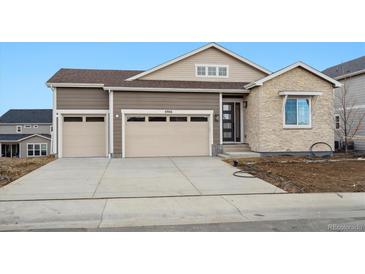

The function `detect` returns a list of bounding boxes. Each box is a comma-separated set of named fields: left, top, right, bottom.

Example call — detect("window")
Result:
left=284, top=98, right=311, bottom=128
left=127, top=116, right=145, bottom=122
left=148, top=116, right=167, bottom=122
left=218, top=66, right=227, bottom=77
left=335, top=115, right=340, bottom=129
left=170, top=116, right=187, bottom=122
left=196, top=65, right=228, bottom=78
left=207, top=66, right=217, bottom=76
left=16, top=125, right=22, bottom=133
left=24, top=125, right=32, bottom=128
left=33, top=125, right=39, bottom=128
left=86, top=117, right=104, bottom=122
left=190, top=116, right=208, bottom=122
left=64, top=117, right=83, bottom=122
left=27, top=143, right=47, bottom=157
left=196, top=66, right=206, bottom=76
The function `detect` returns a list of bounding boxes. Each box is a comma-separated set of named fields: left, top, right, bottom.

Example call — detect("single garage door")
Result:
left=62, top=116, right=106, bottom=157
left=125, top=115, right=210, bottom=157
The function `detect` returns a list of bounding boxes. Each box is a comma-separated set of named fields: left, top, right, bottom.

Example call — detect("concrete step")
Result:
left=223, top=144, right=251, bottom=153
left=218, top=152, right=261, bottom=159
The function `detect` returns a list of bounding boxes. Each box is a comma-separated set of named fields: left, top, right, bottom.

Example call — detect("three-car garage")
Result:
left=58, top=110, right=213, bottom=158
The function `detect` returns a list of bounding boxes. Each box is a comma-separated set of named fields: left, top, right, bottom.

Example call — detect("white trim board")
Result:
left=120, top=109, right=214, bottom=158
left=125, top=43, right=271, bottom=81
left=278, top=91, right=323, bottom=96
left=103, top=86, right=248, bottom=94
left=245, top=61, right=343, bottom=89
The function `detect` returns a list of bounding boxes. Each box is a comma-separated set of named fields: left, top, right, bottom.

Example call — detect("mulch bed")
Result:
left=0, top=156, right=55, bottom=188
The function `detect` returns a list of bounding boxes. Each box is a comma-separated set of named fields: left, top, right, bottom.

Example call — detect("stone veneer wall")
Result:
left=245, top=67, right=334, bottom=152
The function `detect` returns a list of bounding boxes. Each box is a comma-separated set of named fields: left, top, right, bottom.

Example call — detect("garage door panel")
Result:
left=125, top=116, right=210, bottom=157
left=63, top=117, right=106, bottom=157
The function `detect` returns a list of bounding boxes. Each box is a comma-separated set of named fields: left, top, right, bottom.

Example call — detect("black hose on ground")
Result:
left=309, top=142, right=333, bottom=158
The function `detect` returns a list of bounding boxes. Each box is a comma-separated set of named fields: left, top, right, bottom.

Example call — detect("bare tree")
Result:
left=335, top=75, right=365, bottom=153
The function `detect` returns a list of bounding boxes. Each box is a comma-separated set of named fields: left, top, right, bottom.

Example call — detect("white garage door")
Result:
left=62, top=116, right=106, bottom=157
left=125, top=115, right=210, bottom=157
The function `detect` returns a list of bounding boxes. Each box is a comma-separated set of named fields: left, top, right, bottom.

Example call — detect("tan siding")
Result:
left=113, top=92, right=219, bottom=154
left=141, top=48, right=267, bottom=82
left=56, top=88, right=109, bottom=110
left=19, top=136, right=51, bottom=158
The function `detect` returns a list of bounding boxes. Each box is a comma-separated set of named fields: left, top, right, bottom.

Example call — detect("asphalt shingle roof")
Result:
left=47, top=68, right=249, bottom=90
left=322, top=56, right=365, bottom=78
left=0, top=109, right=52, bottom=124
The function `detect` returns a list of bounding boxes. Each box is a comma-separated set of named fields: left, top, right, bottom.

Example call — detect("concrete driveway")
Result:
left=0, top=157, right=283, bottom=201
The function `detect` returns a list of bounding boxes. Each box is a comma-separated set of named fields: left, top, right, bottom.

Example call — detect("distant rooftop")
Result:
left=323, top=56, right=365, bottom=78
left=0, top=109, right=52, bottom=124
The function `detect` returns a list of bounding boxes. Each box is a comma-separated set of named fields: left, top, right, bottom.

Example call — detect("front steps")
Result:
left=218, top=144, right=261, bottom=158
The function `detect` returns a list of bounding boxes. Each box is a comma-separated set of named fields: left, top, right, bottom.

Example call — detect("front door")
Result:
left=222, top=102, right=235, bottom=142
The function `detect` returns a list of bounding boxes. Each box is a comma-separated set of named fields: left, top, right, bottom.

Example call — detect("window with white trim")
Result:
left=284, top=97, right=311, bottom=128
left=196, top=66, right=206, bottom=76
left=195, top=65, right=228, bottom=78
left=33, top=125, right=38, bottom=128
left=27, top=143, right=47, bottom=157
left=335, top=115, right=340, bottom=129
left=16, top=125, right=22, bottom=133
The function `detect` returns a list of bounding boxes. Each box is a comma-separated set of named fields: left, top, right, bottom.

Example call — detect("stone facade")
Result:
left=246, top=67, right=334, bottom=152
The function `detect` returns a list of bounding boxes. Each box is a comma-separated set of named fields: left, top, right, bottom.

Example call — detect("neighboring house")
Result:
left=47, top=43, right=341, bottom=158
left=323, top=56, right=365, bottom=151
left=0, top=109, right=52, bottom=158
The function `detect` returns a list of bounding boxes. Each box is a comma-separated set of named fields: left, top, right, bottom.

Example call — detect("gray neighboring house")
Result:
left=323, top=56, right=365, bottom=151
left=0, top=109, right=52, bottom=158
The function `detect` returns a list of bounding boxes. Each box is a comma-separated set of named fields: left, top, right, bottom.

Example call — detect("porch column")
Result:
left=0, top=143, right=2, bottom=157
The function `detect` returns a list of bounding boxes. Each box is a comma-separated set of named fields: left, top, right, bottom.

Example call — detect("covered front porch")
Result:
left=218, top=93, right=258, bottom=158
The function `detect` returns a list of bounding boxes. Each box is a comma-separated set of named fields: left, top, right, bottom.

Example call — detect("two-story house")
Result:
left=0, top=109, right=52, bottom=157
left=323, top=56, right=365, bottom=151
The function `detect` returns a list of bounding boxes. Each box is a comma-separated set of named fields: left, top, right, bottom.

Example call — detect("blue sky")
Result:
left=0, top=42, right=364, bottom=116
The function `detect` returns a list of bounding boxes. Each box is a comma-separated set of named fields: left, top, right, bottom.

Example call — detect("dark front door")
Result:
left=222, top=102, right=235, bottom=142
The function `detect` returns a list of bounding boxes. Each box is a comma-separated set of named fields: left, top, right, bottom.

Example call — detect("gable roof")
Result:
left=0, top=109, right=52, bottom=124
left=125, top=43, right=271, bottom=81
left=0, top=133, right=51, bottom=142
left=47, top=68, right=249, bottom=91
left=245, top=61, right=342, bottom=89
left=322, top=56, right=365, bottom=79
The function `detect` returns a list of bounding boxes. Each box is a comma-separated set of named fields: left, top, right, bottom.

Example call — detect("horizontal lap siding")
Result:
left=338, top=75, right=365, bottom=150
left=19, top=136, right=51, bottom=157
left=113, top=92, right=220, bottom=154
left=56, top=88, right=109, bottom=110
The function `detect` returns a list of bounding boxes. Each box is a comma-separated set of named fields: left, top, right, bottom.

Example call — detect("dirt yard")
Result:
left=0, top=156, right=54, bottom=188
left=226, top=154, right=365, bottom=193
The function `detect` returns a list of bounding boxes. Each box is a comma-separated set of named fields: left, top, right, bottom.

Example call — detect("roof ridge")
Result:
left=59, top=68, right=145, bottom=72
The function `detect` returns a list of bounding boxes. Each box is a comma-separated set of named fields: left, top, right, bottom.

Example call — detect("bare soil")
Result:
left=0, top=156, right=54, bottom=188
left=225, top=154, right=365, bottom=193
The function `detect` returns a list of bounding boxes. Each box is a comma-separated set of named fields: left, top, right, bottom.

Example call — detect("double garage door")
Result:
left=62, top=115, right=107, bottom=157
left=125, top=114, right=210, bottom=157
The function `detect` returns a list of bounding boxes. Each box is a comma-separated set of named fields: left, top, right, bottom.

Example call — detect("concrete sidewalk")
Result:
left=0, top=192, right=364, bottom=231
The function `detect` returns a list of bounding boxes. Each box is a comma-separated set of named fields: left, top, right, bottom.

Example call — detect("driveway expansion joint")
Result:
left=168, top=157, right=203, bottom=195
left=92, top=158, right=111, bottom=198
